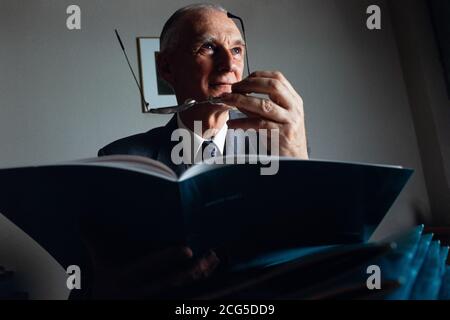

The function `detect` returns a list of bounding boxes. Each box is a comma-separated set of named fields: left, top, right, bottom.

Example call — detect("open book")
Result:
left=0, top=155, right=413, bottom=270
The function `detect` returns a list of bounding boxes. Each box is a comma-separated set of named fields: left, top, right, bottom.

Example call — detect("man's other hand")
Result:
left=90, top=246, right=219, bottom=299
left=220, top=71, right=309, bottom=159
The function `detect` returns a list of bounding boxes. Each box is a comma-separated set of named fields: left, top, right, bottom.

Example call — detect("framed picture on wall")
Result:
left=137, top=37, right=177, bottom=113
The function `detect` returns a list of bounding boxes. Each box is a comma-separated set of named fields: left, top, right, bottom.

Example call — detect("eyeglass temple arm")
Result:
left=227, top=12, right=251, bottom=76
left=115, top=29, right=150, bottom=111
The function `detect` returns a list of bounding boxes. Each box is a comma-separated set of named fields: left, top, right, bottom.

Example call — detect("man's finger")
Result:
left=227, top=118, right=279, bottom=132
left=249, top=70, right=303, bottom=102
left=220, top=93, right=290, bottom=123
left=183, top=250, right=221, bottom=283
left=231, top=77, right=296, bottom=110
left=164, top=250, right=220, bottom=289
left=114, top=252, right=219, bottom=298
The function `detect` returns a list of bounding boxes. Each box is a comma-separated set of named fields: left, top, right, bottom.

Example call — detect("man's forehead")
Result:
left=180, top=10, right=243, bottom=43
left=191, top=32, right=245, bottom=45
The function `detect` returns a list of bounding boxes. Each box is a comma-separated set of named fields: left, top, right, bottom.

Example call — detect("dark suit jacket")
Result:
left=98, top=115, right=190, bottom=175
left=98, top=111, right=256, bottom=176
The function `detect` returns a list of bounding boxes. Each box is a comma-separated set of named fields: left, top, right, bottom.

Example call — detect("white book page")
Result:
left=62, top=155, right=178, bottom=181
left=179, top=155, right=286, bottom=181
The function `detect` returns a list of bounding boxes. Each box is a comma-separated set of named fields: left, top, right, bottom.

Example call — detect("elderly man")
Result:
left=99, top=3, right=308, bottom=175
left=92, top=3, right=308, bottom=298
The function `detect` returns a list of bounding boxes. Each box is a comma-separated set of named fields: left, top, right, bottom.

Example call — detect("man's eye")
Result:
left=201, top=43, right=215, bottom=52
left=231, top=47, right=242, bottom=55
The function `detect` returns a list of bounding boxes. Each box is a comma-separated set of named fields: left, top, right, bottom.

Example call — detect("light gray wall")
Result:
left=0, top=0, right=437, bottom=297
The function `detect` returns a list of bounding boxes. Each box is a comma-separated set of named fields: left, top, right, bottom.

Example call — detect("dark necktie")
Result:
left=200, top=140, right=217, bottom=162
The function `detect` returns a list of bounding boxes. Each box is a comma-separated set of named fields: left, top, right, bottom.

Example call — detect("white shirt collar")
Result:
left=176, top=113, right=228, bottom=159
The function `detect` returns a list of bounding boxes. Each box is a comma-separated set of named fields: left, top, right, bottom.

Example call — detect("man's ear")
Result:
left=156, top=52, right=175, bottom=86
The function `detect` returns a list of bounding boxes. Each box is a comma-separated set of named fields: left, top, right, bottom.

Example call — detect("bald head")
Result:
left=160, top=4, right=232, bottom=53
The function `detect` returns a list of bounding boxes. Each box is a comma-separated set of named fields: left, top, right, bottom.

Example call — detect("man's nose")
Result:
left=215, top=48, right=236, bottom=73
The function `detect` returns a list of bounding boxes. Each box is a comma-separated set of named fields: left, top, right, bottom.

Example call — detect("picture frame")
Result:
left=137, top=37, right=177, bottom=113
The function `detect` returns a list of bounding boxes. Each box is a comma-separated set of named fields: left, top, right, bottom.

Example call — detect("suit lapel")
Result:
left=156, top=115, right=188, bottom=176
left=157, top=111, right=253, bottom=174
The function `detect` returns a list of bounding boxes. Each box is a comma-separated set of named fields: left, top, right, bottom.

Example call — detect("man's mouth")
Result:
left=208, top=80, right=235, bottom=99
left=210, top=83, right=233, bottom=87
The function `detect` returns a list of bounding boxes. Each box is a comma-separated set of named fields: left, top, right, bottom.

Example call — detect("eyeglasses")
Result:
left=116, top=11, right=251, bottom=114
left=227, top=12, right=251, bottom=77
